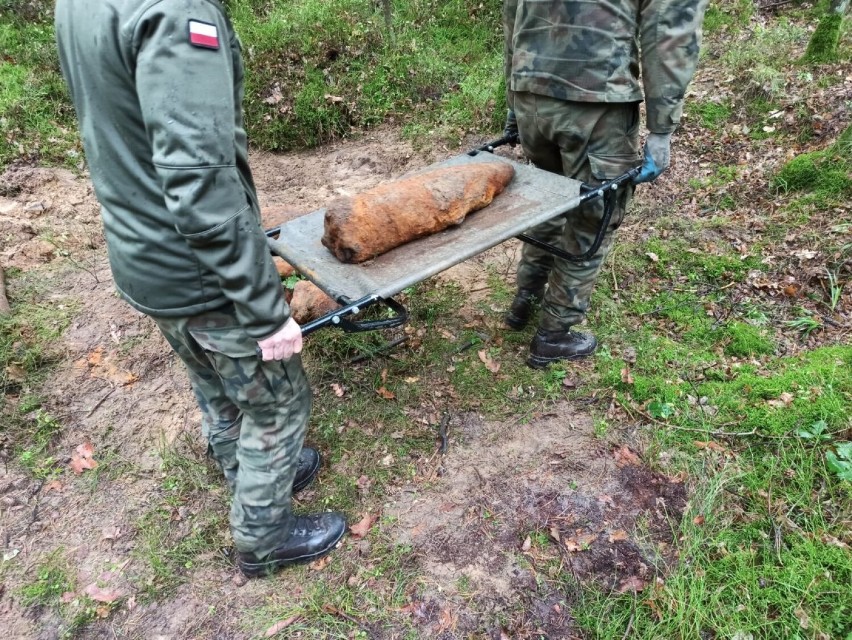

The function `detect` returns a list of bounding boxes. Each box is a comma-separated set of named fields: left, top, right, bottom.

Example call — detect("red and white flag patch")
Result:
left=188, top=20, right=219, bottom=50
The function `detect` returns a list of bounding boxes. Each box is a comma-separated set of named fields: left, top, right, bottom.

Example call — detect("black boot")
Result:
left=527, top=328, right=597, bottom=369
left=293, top=447, right=321, bottom=493
left=237, top=512, right=347, bottom=577
left=504, top=288, right=545, bottom=329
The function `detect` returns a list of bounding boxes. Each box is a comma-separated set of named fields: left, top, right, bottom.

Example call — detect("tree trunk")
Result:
left=803, top=0, right=849, bottom=62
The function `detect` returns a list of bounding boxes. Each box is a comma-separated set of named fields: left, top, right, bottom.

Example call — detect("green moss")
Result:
left=802, top=13, right=844, bottom=63
left=688, top=100, right=732, bottom=130
left=773, top=125, right=852, bottom=200
left=720, top=321, right=775, bottom=357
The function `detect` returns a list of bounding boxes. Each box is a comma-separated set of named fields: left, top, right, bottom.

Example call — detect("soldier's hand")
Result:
left=503, top=109, right=519, bottom=146
left=257, top=317, right=303, bottom=361
left=634, top=132, right=673, bottom=184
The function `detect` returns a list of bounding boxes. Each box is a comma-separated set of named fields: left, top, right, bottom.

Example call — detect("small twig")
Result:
left=0, top=265, right=11, bottom=316
left=348, top=336, right=408, bottom=364
left=760, top=0, right=795, bottom=9
left=619, top=399, right=793, bottom=439
left=322, top=604, right=367, bottom=629
left=437, top=413, right=450, bottom=454
left=472, top=466, right=486, bottom=487
left=621, top=611, right=635, bottom=640
left=87, top=386, right=117, bottom=417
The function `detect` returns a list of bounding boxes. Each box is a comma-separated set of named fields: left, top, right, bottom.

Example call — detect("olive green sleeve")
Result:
left=638, top=0, right=709, bottom=133
left=132, top=0, right=288, bottom=339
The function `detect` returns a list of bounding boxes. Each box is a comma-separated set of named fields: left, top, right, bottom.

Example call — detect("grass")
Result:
left=1, top=0, right=505, bottom=171
left=1, top=0, right=850, bottom=637
left=0, top=270, right=78, bottom=478
left=131, top=435, right=230, bottom=598
left=0, top=7, right=79, bottom=168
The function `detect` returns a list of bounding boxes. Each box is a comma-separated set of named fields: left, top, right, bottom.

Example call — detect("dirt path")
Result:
left=1, top=129, right=688, bottom=639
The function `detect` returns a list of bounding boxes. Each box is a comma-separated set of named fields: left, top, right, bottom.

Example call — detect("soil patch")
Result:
left=388, top=408, right=686, bottom=639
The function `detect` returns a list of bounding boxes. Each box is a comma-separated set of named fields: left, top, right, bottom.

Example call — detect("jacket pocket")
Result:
left=588, top=153, right=641, bottom=182
left=189, top=325, right=257, bottom=358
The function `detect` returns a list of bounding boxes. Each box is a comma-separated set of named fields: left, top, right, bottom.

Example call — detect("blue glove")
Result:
left=634, top=132, right=673, bottom=184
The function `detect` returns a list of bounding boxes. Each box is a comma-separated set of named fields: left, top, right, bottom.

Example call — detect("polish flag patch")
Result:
left=188, top=20, right=219, bottom=50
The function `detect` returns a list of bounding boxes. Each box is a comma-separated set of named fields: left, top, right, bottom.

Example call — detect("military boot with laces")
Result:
left=237, top=512, right=346, bottom=577
left=293, top=447, right=321, bottom=493
left=504, top=287, right=545, bottom=330
left=527, top=328, right=598, bottom=369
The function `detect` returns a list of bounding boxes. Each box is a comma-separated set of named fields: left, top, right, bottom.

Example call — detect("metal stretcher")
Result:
left=265, top=138, right=639, bottom=336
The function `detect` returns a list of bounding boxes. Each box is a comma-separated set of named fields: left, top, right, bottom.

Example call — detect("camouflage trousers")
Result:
left=512, top=92, right=641, bottom=331
left=153, top=304, right=311, bottom=558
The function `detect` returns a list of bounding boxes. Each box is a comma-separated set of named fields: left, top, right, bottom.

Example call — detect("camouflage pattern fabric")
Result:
left=513, top=94, right=640, bottom=331
left=504, top=0, right=709, bottom=133
left=153, top=304, right=311, bottom=558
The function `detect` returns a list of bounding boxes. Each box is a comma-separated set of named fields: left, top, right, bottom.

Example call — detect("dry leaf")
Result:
left=646, top=252, right=659, bottom=263
left=565, top=533, right=597, bottom=551
left=577, top=533, right=597, bottom=548
left=794, top=606, right=810, bottom=630
left=549, top=526, right=561, bottom=542
left=617, top=576, right=647, bottom=593
left=613, top=445, right=641, bottom=467
left=694, top=440, right=727, bottom=453
left=310, top=554, right=332, bottom=571
left=521, top=536, right=532, bottom=552
left=477, top=350, right=501, bottom=374
left=608, top=529, right=629, bottom=543
left=264, top=615, right=301, bottom=637
left=331, top=383, right=345, bottom=398
left=376, top=386, right=395, bottom=400
left=438, top=607, right=455, bottom=632
left=564, top=539, right=581, bottom=552
left=350, top=513, right=376, bottom=539
left=356, top=475, right=371, bottom=495
left=5, top=364, right=26, bottom=383
left=95, top=605, right=111, bottom=618
left=83, top=582, right=124, bottom=603
left=44, top=480, right=63, bottom=493
left=101, top=526, right=121, bottom=542
left=70, top=442, right=99, bottom=475
left=693, top=514, right=706, bottom=526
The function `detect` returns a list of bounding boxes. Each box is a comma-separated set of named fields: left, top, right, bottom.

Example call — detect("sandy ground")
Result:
left=1, top=129, right=692, bottom=639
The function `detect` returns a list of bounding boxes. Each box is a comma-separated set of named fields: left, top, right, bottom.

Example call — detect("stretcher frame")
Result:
left=265, top=139, right=639, bottom=336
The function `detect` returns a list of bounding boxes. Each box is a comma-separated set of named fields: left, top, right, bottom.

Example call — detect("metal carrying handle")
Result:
left=466, top=133, right=520, bottom=156
left=300, top=295, right=408, bottom=337
left=517, top=166, right=641, bottom=263
left=255, top=295, right=409, bottom=357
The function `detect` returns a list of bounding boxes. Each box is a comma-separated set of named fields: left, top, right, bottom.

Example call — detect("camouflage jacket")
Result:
left=504, top=0, right=709, bottom=133
left=55, top=0, right=289, bottom=339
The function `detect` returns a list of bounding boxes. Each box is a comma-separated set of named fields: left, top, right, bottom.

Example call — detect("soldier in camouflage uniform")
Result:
left=55, top=0, right=345, bottom=576
left=502, top=0, right=709, bottom=368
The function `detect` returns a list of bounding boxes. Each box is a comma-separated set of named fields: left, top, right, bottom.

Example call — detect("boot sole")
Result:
left=238, top=527, right=345, bottom=578
left=527, top=350, right=595, bottom=370
left=293, top=451, right=322, bottom=494
left=504, top=313, right=529, bottom=330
